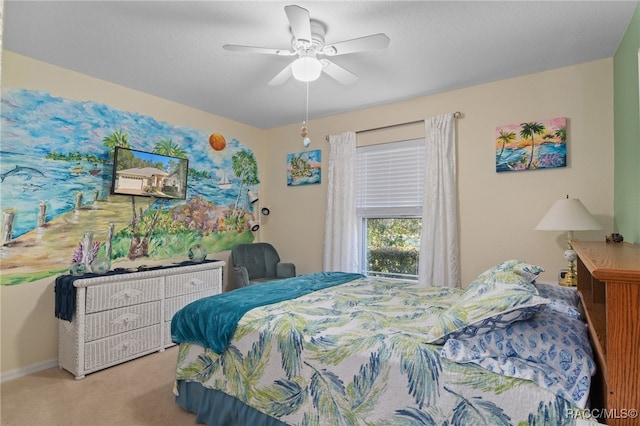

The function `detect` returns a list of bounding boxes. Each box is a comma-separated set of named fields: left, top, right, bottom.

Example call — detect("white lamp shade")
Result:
left=291, top=56, right=322, bottom=82
left=535, top=198, right=602, bottom=231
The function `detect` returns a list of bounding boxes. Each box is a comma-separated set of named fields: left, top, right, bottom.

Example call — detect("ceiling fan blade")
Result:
left=323, top=33, right=390, bottom=56
left=223, top=44, right=295, bottom=56
left=321, top=60, right=358, bottom=85
left=285, top=5, right=312, bottom=43
left=268, top=63, right=293, bottom=86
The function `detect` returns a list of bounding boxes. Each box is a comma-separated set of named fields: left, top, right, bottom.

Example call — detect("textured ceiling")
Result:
left=3, top=1, right=638, bottom=129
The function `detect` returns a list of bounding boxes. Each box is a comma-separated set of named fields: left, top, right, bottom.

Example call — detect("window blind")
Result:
left=355, top=138, right=426, bottom=216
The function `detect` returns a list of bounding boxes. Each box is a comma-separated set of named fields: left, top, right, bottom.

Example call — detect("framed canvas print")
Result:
left=496, top=117, right=567, bottom=172
left=287, top=149, right=321, bottom=186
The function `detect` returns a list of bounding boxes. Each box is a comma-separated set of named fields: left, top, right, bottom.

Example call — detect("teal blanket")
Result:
left=171, top=271, right=364, bottom=354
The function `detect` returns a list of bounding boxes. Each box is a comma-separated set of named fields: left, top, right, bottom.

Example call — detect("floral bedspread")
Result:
left=175, top=277, right=590, bottom=425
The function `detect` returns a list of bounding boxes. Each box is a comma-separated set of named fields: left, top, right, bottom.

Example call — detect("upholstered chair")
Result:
left=230, top=242, right=296, bottom=288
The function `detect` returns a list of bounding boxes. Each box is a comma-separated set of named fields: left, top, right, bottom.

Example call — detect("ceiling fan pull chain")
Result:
left=301, top=81, right=311, bottom=147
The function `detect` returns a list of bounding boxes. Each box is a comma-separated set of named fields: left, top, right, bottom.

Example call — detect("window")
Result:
left=356, top=138, right=426, bottom=280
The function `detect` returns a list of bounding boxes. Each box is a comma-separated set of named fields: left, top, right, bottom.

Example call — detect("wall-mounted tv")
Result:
left=110, top=147, right=189, bottom=200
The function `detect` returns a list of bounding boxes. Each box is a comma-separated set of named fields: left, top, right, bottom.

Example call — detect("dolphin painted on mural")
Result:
left=1, top=165, right=45, bottom=182
left=22, top=183, right=44, bottom=192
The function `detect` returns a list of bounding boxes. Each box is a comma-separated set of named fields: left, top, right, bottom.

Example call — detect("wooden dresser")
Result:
left=58, top=260, right=224, bottom=379
left=572, top=241, right=640, bottom=424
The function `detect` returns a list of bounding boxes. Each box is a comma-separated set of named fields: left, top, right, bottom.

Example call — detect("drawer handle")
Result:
left=112, top=288, right=144, bottom=302
left=186, top=278, right=205, bottom=287
left=112, top=313, right=142, bottom=326
left=112, top=339, right=140, bottom=353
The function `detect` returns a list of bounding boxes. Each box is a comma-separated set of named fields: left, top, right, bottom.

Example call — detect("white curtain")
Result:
left=323, top=131, right=359, bottom=272
left=419, top=113, right=460, bottom=287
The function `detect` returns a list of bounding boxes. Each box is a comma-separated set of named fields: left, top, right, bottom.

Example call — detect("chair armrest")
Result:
left=276, top=262, right=296, bottom=278
left=232, top=266, right=250, bottom=288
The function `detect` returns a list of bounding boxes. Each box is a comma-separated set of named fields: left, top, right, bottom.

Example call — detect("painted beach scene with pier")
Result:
left=1, top=89, right=260, bottom=285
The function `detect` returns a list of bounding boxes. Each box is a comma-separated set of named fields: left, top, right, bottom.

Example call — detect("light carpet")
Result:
left=1, top=346, right=198, bottom=426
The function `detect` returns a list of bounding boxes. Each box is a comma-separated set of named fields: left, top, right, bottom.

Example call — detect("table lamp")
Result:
left=535, top=196, right=602, bottom=286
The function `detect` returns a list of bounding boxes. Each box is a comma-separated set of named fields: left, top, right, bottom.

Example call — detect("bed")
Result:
left=171, top=260, right=597, bottom=425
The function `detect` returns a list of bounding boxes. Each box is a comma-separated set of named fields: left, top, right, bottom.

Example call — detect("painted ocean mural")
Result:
left=0, top=89, right=258, bottom=285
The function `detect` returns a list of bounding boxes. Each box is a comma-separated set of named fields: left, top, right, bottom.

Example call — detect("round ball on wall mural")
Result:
left=209, top=133, right=226, bottom=151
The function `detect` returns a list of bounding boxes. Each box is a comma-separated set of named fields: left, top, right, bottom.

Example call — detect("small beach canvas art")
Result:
left=495, top=117, right=567, bottom=172
left=287, top=150, right=321, bottom=186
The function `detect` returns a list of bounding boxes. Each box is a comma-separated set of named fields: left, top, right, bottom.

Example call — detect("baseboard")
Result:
left=1, top=358, right=58, bottom=383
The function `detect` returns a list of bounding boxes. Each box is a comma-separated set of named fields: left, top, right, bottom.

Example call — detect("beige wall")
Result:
left=1, top=52, right=615, bottom=378
left=0, top=52, right=265, bottom=377
left=261, top=59, right=614, bottom=286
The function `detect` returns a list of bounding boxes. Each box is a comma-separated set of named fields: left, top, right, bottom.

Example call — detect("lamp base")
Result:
left=558, top=274, right=577, bottom=287
left=559, top=244, right=578, bottom=287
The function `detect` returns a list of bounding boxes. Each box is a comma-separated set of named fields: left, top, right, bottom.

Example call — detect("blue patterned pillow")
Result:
left=535, top=283, right=582, bottom=320
left=535, top=282, right=579, bottom=306
left=479, top=259, right=545, bottom=283
left=440, top=309, right=595, bottom=409
left=425, top=271, right=549, bottom=344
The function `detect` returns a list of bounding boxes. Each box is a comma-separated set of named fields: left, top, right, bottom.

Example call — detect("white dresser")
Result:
left=58, top=260, right=224, bottom=379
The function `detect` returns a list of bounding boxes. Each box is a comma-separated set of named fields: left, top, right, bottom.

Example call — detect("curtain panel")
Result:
left=419, top=113, right=460, bottom=287
left=323, top=131, right=359, bottom=272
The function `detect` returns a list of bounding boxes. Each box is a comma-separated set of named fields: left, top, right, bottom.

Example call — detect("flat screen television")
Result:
left=110, top=147, right=189, bottom=200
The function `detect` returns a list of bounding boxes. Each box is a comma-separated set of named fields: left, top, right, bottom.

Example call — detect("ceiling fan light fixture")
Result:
left=225, top=5, right=389, bottom=86
left=291, top=55, right=322, bottom=82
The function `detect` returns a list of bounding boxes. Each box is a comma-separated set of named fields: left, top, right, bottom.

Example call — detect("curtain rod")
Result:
left=325, top=111, right=462, bottom=142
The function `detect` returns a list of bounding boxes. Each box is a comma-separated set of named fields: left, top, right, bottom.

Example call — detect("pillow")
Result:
left=534, top=282, right=582, bottom=320
left=425, top=271, right=549, bottom=344
left=479, top=259, right=545, bottom=283
left=440, top=309, right=595, bottom=409
left=534, top=282, right=580, bottom=306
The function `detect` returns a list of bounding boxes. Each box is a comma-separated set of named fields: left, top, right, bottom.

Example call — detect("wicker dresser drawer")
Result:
left=85, top=277, right=161, bottom=313
left=164, top=289, right=219, bottom=347
left=164, top=289, right=217, bottom=322
left=84, top=301, right=161, bottom=342
left=84, top=324, right=161, bottom=372
left=165, top=269, right=221, bottom=297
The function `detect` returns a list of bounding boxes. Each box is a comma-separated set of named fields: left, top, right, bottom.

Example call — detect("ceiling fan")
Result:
left=223, top=4, right=390, bottom=86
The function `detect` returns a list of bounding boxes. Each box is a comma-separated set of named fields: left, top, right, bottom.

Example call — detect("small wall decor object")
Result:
left=605, top=233, right=624, bottom=243
left=247, top=190, right=259, bottom=204
left=287, top=149, right=321, bottom=186
left=209, top=133, right=226, bottom=151
left=496, top=117, right=567, bottom=172
left=248, top=220, right=260, bottom=232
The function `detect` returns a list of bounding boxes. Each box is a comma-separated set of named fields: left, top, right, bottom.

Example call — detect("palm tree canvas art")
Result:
left=287, top=149, right=321, bottom=186
left=495, top=117, right=567, bottom=172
